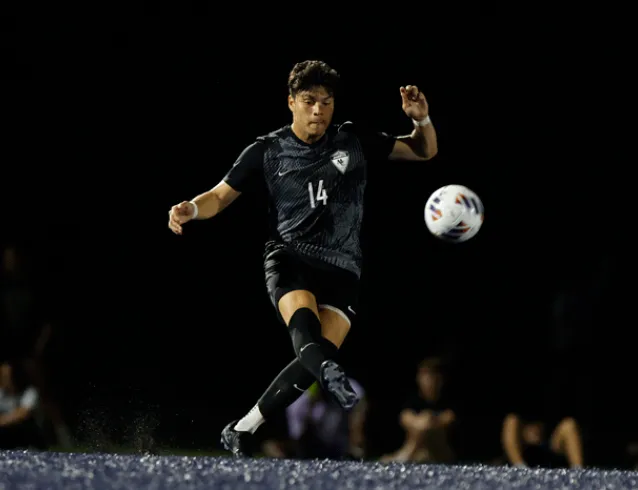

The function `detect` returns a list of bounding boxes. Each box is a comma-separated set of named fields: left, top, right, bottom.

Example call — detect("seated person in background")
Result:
left=381, top=357, right=456, bottom=463
left=0, top=361, right=47, bottom=450
left=501, top=412, right=584, bottom=468
left=262, top=378, right=367, bottom=460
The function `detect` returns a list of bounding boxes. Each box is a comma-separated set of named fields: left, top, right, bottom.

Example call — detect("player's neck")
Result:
left=291, top=121, right=323, bottom=145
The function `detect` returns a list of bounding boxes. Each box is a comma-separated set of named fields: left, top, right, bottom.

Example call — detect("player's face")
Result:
left=289, top=86, right=334, bottom=141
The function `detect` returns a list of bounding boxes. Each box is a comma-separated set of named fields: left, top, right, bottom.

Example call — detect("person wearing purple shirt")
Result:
left=284, top=378, right=367, bottom=460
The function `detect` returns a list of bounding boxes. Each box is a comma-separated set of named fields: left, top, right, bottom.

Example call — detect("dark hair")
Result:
left=288, top=60, right=340, bottom=98
left=418, top=356, right=444, bottom=373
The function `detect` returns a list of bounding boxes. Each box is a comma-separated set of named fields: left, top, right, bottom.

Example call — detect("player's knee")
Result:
left=278, top=290, right=319, bottom=326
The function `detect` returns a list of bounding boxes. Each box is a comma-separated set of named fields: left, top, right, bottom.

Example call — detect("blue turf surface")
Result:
left=2, top=450, right=638, bottom=489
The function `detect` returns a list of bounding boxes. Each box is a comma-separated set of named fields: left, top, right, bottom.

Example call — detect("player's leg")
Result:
left=317, top=306, right=351, bottom=348
left=221, top=355, right=315, bottom=457
left=278, top=290, right=340, bottom=380
left=221, top=246, right=353, bottom=456
left=309, top=263, right=361, bottom=410
left=221, top=293, right=355, bottom=457
left=231, top=294, right=354, bottom=435
left=263, top=288, right=358, bottom=412
left=314, top=303, right=360, bottom=410
left=221, top=261, right=363, bottom=456
left=313, top=260, right=358, bottom=352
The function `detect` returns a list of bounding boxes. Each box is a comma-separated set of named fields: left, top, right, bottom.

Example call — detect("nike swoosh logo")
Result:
left=293, top=384, right=305, bottom=392
left=278, top=168, right=294, bottom=177
left=299, top=343, right=319, bottom=355
left=348, top=306, right=356, bottom=315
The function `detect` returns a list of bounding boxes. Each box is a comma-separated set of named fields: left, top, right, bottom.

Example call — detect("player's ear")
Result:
left=288, top=94, right=295, bottom=112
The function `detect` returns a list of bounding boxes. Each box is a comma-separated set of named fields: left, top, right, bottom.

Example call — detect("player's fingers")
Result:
left=169, top=211, right=182, bottom=226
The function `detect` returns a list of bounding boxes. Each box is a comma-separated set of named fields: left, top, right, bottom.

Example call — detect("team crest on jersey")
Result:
left=330, top=150, right=350, bottom=174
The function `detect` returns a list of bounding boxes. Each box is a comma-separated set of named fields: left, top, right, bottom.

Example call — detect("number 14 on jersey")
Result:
left=308, top=180, right=328, bottom=208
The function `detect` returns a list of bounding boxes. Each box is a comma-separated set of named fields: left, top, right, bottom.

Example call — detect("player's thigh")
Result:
left=278, top=290, right=320, bottom=326
left=316, top=266, right=360, bottom=347
left=264, top=243, right=319, bottom=326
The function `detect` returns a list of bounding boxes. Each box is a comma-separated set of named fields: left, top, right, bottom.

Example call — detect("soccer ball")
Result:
left=424, top=184, right=484, bottom=242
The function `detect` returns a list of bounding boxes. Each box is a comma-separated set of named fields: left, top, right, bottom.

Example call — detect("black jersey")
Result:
left=223, top=121, right=396, bottom=277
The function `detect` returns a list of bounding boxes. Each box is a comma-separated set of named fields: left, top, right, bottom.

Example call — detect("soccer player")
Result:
left=167, top=60, right=438, bottom=457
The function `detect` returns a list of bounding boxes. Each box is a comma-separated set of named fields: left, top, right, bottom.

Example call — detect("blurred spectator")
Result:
left=501, top=412, right=584, bottom=468
left=1, top=243, right=72, bottom=448
left=0, top=361, right=47, bottom=449
left=262, top=379, right=368, bottom=460
left=0, top=244, right=48, bottom=362
left=381, top=357, right=456, bottom=463
left=625, top=441, right=638, bottom=470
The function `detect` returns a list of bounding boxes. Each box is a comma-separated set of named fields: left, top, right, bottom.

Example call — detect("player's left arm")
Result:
left=389, top=85, right=438, bottom=162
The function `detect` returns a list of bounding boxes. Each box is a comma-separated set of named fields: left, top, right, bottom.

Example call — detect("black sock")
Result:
left=233, top=314, right=339, bottom=434
left=256, top=358, right=315, bottom=419
left=288, top=307, right=339, bottom=381
left=256, top=337, right=339, bottom=420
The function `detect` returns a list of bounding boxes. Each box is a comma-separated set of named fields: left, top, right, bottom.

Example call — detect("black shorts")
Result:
left=263, top=241, right=359, bottom=326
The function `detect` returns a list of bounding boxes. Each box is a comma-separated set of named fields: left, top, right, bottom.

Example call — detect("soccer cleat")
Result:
left=319, top=360, right=360, bottom=411
left=220, top=420, right=254, bottom=457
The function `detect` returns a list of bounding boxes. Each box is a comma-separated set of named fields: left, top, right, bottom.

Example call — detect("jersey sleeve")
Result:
left=340, top=121, right=396, bottom=161
left=223, top=141, right=265, bottom=192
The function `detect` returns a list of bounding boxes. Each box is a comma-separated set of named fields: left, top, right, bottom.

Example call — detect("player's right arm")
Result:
left=168, top=141, right=264, bottom=235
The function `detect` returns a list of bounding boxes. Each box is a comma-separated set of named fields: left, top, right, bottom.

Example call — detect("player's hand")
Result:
left=168, top=201, right=195, bottom=235
left=400, top=85, right=429, bottom=122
